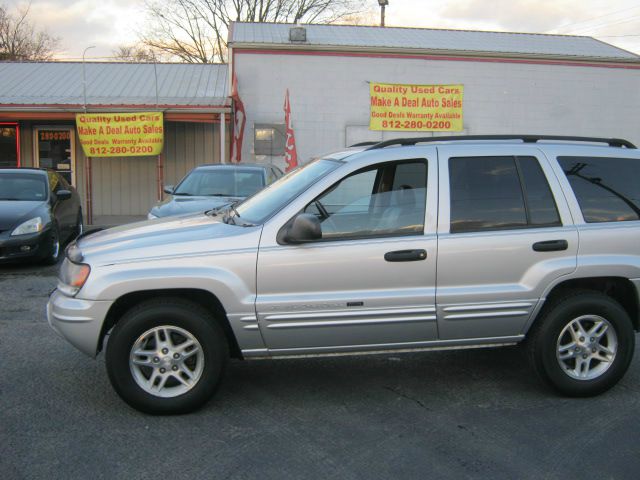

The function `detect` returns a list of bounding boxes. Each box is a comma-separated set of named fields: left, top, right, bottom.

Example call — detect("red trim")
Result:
left=0, top=103, right=229, bottom=110
left=0, top=122, right=20, bottom=167
left=157, top=153, right=164, bottom=201
left=15, top=123, right=20, bottom=167
left=234, top=48, right=640, bottom=70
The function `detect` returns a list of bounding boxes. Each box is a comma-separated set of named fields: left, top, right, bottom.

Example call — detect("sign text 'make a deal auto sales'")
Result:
left=75, top=112, right=164, bottom=157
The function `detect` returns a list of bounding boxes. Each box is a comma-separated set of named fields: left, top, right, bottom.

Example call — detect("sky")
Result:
left=4, top=0, right=640, bottom=59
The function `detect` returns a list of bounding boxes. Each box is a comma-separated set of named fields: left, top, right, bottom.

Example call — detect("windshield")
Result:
left=235, top=159, right=342, bottom=224
left=0, top=173, right=47, bottom=201
left=174, top=169, right=264, bottom=197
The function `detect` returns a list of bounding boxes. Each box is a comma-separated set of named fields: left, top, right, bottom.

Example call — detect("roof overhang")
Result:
left=230, top=43, right=640, bottom=68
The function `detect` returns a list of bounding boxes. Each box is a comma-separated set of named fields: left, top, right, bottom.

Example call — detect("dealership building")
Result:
left=1, top=22, right=639, bottom=223
left=230, top=22, right=640, bottom=169
left=0, top=62, right=230, bottom=224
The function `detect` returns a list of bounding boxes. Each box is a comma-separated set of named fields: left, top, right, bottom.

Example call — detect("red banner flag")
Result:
left=283, top=89, right=298, bottom=172
left=230, top=72, right=246, bottom=164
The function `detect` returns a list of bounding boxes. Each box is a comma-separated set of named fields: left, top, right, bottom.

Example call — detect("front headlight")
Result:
left=58, top=257, right=91, bottom=296
left=11, top=217, right=43, bottom=236
left=147, top=212, right=158, bottom=220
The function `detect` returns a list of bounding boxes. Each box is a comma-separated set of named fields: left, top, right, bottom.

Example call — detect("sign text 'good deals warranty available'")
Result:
left=76, top=113, right=164, bottom=157
left=370, top=83, right=463, bottom=132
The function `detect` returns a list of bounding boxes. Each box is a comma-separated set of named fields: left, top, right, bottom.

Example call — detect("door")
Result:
left=47, top=171, right=76, bottom=238
left=35, top=127, right=76, bottom=186
left=436, top=145, right=579, bottom=340
left=256, top=155, right=438, bottom=353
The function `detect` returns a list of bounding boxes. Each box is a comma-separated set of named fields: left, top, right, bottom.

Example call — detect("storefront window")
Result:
left=0, top=123, right=19, bottom=167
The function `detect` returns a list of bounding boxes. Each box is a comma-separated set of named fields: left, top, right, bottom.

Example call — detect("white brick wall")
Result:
left=234, top=52, right=640, bottom=167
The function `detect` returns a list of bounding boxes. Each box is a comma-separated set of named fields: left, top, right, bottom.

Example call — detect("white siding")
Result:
left=235, top=52, right=640, bottom=168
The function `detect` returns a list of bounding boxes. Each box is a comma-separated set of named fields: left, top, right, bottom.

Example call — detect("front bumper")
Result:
left=0, top=228, right=51, bottom=263
left=47, top=289, right=113, bottom=357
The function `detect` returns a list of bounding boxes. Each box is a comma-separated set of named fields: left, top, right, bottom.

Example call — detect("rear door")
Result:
left=436, top=145, right=578, bottom=340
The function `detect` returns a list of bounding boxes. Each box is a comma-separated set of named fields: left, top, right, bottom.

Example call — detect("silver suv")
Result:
left=47, top=135, right=640, bottom=414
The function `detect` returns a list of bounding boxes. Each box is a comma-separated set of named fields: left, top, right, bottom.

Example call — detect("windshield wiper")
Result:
left=172, top=192, right=192, bottom=196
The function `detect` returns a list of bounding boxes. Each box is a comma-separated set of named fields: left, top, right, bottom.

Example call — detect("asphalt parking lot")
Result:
left=2, top=261, right=640, bottom=479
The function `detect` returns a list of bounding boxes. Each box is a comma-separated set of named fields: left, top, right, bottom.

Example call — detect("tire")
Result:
left=527, top=290, right=635, bottom=397
left=75, top=209, right=84, bottom=238
left=106, top=298, right=229, bottom=414
left=42, top=225, right=60, bottom=265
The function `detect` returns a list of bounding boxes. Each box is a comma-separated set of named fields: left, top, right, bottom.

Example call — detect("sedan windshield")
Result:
left=235, top=159, right=342, bottom=224
left=174, top=169, right=264, bottom=197
left=0, top=173, right=47, bottom=201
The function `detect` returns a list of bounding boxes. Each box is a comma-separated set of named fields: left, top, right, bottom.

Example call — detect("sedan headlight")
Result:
left=58, top=257, right=91, bottom=297
left=11, top=217, right=43, bottom=236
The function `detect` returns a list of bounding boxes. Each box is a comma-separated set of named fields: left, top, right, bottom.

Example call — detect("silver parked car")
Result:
left=48, top=135, right=640, bottom=414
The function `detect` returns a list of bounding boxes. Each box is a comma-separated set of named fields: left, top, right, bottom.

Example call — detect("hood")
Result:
left=77, top=212, right=262, bottom=265
left=0, top=200, right=46, bottom=231
left=151, top=195, right=242, bottom=218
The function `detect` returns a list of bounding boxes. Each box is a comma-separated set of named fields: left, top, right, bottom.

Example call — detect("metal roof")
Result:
left=230, top=22, right=639, bottom=61
left=0, top=62, right=229, bottom=108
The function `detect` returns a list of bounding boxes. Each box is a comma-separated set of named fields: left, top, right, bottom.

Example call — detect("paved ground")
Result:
left=2, top=261, right=640, bottom=479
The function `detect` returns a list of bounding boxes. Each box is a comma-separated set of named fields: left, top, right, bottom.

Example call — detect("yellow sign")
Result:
left=370, top=83, right=464, bottom=131
left=76, top=112, right=164, bottom=157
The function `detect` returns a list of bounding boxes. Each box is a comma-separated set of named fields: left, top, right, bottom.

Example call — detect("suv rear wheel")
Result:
left=106, top=298, right=228, bottom=414
left=527, top=291, right=635, bottom=397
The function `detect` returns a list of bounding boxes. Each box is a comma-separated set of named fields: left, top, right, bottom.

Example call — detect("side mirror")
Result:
left=55, top=189, right=72, bottom=201
left=283, top=213, right=322, bottom=244
left=163, top=185, right=174, bottom=194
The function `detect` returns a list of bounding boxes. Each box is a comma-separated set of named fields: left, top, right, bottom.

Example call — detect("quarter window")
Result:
left=558, top=156, right=640, bottom=223
left=449, top=156, right=560, bottom=233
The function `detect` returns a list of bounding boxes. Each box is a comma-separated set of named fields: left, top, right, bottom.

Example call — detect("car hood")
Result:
left=0, top=200, right=45, bottom=231
left=77, top=213, right=262, bottom=265
left=151, top=195, right=243, bottom=218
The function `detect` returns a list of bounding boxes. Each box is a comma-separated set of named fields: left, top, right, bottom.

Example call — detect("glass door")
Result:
left=0, top=123, right=19, bottom=167
left=35, top=127, right=75, bottom=185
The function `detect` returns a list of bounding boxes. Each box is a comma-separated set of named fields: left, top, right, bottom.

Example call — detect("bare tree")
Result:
left=112, top=44, right=163, bottom=62
left=141, top=0, right=371, bottom=63
left=0, top=3, right=59, bottom=61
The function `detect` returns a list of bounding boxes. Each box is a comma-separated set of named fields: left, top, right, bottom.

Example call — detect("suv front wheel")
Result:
left=106, top=298, right=228, bottom=414
left=527, top=291, right=635, bottom=397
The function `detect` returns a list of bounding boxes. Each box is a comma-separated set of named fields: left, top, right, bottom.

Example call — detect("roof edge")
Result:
left=230, top=43, right=640, bottom=65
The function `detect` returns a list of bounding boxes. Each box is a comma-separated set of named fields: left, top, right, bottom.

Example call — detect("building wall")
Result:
left=15, top=120, right=227, bottom=220
left=234, top=51, right=640, bottom=166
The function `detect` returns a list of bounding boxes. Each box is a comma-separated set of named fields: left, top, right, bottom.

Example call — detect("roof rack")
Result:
left=349, top=141, right=380, bottom=147
left=365, top=135, right=637, bottom=150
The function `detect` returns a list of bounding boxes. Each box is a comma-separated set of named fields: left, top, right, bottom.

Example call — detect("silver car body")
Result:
left=48, top=141, right=640, bottom=358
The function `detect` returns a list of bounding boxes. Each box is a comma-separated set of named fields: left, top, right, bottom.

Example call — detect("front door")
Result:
left=256, top=154, right=438, bottom=353
left=35, top=127, right=75, bottom=186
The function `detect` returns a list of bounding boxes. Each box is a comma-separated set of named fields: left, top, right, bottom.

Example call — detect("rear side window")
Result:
left=558, top=156, right=640, bottom=223
left=449, top=156, right=561, bottom=233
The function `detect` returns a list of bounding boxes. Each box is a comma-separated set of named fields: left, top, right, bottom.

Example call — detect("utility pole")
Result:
left=378, top=0, right=389, bottom=27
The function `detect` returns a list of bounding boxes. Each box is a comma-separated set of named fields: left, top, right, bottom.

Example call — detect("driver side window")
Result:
left=305, top=159, right=428, bottom=240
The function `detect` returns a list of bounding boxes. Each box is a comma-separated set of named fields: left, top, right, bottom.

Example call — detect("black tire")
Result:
left=526, top=290, right=635, bottom=397
left=42, top=225, right=60, bottom=265
left=106, top=298, right=229, bottom=414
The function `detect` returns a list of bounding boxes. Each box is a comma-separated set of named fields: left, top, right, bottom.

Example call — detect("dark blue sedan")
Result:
left=148, top=163, right=283, bottom=219
left=0, top=168, right=83, bottom=264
